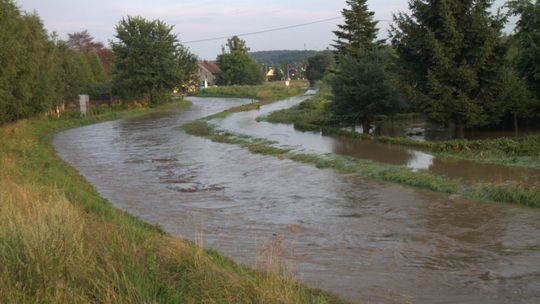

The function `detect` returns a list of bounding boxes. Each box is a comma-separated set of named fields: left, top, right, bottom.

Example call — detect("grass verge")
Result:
left=196, top=81, right=307, bottom=120
left=0, top=103, right=346, bottom=303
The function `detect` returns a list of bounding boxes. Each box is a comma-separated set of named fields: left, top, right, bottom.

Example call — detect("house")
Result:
left=266, top=67, right=275, bottom=81
left=198, top=61, right=222, bottom=88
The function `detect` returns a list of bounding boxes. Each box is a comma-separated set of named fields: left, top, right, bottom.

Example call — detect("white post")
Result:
left=79, top=95, right=89, bottom=116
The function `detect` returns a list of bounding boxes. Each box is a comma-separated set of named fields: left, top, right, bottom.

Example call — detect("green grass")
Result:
left=375, top=135, right=540, bottom=168
left=0, top=103, right=347, bottom=303
left=196, top=81, right=307, bottom=102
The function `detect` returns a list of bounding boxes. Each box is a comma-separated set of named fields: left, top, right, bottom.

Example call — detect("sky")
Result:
left=16, top=0, right=512, bottom=60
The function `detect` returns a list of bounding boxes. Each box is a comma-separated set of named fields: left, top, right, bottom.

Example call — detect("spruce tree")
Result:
left=333, top=0, right=379, bottom=56
left=331, top=49, right=405, bottom=133
left=509, top=0, right=540, bottom=100
left=392, top=0, right=509, bottom=138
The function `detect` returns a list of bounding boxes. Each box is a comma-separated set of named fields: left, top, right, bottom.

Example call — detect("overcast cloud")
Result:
left=16, top=0, right=511, bottom=60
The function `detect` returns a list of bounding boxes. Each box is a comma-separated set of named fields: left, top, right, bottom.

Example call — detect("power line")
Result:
left=181, top=17, right=395, bottom=44
left=182, top=16, right=344, bottom=44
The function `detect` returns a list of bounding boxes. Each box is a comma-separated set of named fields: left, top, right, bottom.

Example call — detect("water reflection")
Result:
left=407, top=150, right=435, bottom=172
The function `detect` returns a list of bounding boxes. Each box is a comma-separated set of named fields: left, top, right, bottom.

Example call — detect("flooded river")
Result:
left=54, top=96, right=540, bottom=303
left=217, top=95, right=540, bottom=185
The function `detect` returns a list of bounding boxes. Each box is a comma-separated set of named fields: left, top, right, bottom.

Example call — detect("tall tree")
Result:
left=216, top=36, right=264, bottom=85
left=331, top=49, right=405, bottom=134
left=305, top=51, right=334, bottom=87
left=333, top=0, right=379, bottom=56
left=509, top=0, right=540, bottom=99
left=111, top=16, right=197, bottom=105
left=75, top=53, right=95, bottom=85
left=226, top=35, right=250, bottom=54
left=0, top=0, right=87, bottom=123
left=67, top=30, right=104, bottom=53
left=392, top=0, right=509, bottom=138
left=68, top=30, right=113, bottom=76
left=87, top=51, right=106, bottom=83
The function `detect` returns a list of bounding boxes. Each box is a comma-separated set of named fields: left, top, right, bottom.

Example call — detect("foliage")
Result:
left=392, top=0, right=510, bottom=138
left=249, top=50, right=319, bottom=66
left=508, top=0, right=540, bottom=100
left=216, top=36, right=264, bottom=86
left=330, top=49, right=406, bottom=133
left=86, top=51, right=106, bottom=82
left=377, top=135, right=540, bottom=157
left=306, top=51, right=334, bottom=86
left=0, top=1, right=81, bottom=123
left=226, top=35, right=250, bottom=53
left=67, top=30, right=104, bottom=53
left=68, top=30, right=114, bottom=76
left=262, top=94, right=337, bottom=129
left=333, top=0, right=380, bottom=57
left=111, top=16, right=197, bottom=106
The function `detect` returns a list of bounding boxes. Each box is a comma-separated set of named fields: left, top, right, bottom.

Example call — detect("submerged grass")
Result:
left=261, top=91, right=540, bottom=169
left=186, top=84, right=540, bottom=207
left=183, top=119, right=540, bottom=208
left=0, top=103, right=346, bottom=303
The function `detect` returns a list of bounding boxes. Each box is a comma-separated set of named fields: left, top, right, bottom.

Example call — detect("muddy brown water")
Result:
left=217, top=95, right=540, bottom=185
left=54, top=95, right=540, bottom=303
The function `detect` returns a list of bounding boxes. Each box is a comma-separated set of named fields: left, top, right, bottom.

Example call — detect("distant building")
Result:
left=198, top=61, right=222, bottom=88
left=265, top=67, right=275, bottom=81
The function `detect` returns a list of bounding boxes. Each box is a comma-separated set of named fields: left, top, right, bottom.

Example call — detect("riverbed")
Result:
left=54, top=95, right=540, bottom=303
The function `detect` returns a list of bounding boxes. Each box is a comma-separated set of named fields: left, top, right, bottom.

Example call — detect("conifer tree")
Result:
left=392, top=0, right=509, bottom=138
left=509, top=0, right=540, bottom=100
left=333, top=0, right=379, bottom=56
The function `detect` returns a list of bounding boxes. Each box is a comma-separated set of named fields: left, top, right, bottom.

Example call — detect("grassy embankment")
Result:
left=0, top=100, right=346, bottom=303
left=196, top=81, right=307, bottom=119
left=260, top=88, right=540, bottom=169
left=183, top=85, right=540, bottom=208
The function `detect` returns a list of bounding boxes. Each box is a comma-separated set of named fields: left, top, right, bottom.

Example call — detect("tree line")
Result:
left=306, top=0, right=540, bottom=138
left=0, top=1, right=198, bottom=124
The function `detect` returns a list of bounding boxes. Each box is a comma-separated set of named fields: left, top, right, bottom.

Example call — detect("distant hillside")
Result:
left=249, top=50, right=321, bottom=65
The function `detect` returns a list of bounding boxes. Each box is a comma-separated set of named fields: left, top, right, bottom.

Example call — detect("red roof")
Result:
left=199, top=61, right=222, bottom=75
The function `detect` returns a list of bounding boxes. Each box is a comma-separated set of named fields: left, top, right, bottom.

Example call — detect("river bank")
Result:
left=183, top=93, right=540, bottom=208
left=0, top=101, right=345, bottom=303
left=261, top=93, right=540, bottom=169
left=52, top=96, right=540, bottom=303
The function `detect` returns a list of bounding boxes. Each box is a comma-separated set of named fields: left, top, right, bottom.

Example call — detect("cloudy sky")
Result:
left=16, top=0, right=511, bottom=60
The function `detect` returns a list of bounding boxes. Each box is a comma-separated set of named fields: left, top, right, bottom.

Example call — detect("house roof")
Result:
left=199, top=61, right=222, bottom=75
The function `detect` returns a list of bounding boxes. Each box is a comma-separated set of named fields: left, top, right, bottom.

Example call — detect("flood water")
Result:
left=216, top=95, right=540, bottom=185
left=54, top=96, right=540, bottom=303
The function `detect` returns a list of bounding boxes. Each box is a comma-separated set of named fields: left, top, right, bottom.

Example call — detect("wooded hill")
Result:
left=249, top=50, right=320, bottom=65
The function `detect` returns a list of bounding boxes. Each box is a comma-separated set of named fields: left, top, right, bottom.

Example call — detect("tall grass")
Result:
left=0, top=109, right=346, bottom=302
